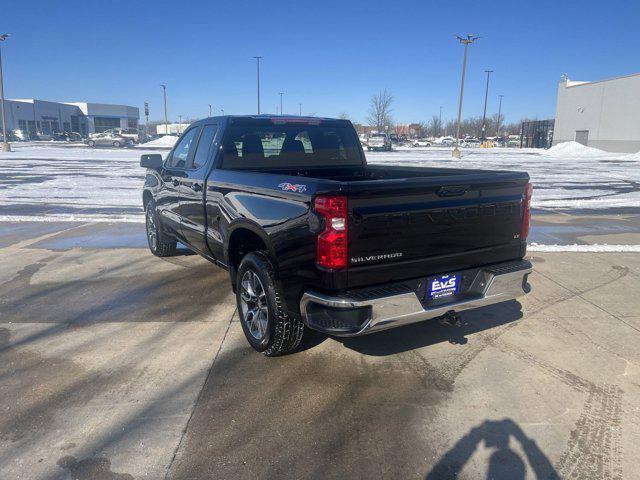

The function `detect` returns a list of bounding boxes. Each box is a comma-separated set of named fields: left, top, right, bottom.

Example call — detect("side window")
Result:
left=167, top=127, right=200, bottom=168
left=190, top=125, right=218, bottom=169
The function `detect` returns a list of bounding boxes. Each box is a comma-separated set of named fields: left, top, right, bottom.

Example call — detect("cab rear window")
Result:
left=221, top=123, right=363, bottom=169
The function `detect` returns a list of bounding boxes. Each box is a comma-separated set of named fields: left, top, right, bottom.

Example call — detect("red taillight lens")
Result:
left=315, top=195, right=348, bottom=269
left=521, top=183, right=533, bottom=241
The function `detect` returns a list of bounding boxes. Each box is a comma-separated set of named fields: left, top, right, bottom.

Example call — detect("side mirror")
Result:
left=140, top=154, right=163, bottom=170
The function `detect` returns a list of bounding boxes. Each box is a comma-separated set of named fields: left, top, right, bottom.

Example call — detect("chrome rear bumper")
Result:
left=300, top=260, right=532, bottom=337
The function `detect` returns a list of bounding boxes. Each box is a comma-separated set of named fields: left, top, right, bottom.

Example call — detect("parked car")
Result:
left=412, top=138, right=432, bottom=147
left=52, top=131, right=83, bottom=142
left=433, top=136, right=456, bottom=146
left=32, top=132, right=53, bottom=141
left=140, top=115, right=533, bottom=356
left=102, top=128, right=139, bottom=144
left=13, top=129, right=30, bottom=141
left=86, top=133, right=129, bottom=148
left=461, top=137, right=481, bottom=147
left=367, top=132, right=392, bottom=151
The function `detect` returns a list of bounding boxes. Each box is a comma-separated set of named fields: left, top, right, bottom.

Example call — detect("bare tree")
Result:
left=429, top=114, right=442, bottom=138
left=366, top=89, right=393, bottom=132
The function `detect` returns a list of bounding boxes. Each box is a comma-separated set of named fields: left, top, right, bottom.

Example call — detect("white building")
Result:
left=4, top=98, right=139, bottom=137
left=553, top=73, right=640, bottom=153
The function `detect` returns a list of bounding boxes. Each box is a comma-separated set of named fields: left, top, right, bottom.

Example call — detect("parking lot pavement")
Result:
left=1, top=222, right=640, bottom=479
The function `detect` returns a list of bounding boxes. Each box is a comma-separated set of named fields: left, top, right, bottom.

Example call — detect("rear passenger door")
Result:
left=180, top=124, right=219, bottom=253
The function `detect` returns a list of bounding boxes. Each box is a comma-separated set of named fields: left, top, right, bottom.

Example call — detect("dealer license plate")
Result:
left=428, top=274, right=460, bottom=300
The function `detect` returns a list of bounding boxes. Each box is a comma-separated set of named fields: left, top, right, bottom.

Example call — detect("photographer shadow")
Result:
left=426, top=418, right=560, bottom=479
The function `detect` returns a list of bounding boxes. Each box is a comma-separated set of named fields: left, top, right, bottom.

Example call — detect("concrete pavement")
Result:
left=1, top=221, right=639, bottom=479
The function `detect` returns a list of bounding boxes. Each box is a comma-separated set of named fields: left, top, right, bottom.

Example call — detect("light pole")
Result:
left=178, top=115, right=182, bottom=134
left=0, top=33, right=11, bottom=152
left=496, top=95, right=504, bottom=140
left=160, top=84, right=168, bottom=136
left=208, top=104, right=212, bottom=117
left=453, top=34, right=480, bottom=158
left=279, top=92, right=284, bottom=116
left=480, top=69, right=493, bottom=141
left=439, top=106, right=442, bottom=137
left=220, top=107, right=224, bottom=115
left=299, top=103, right=302, bottom=116
left=253, top=56, right=263, bottom=114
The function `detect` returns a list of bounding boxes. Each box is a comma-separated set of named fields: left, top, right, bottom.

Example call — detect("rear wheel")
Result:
left=236, top=251, right=304, bottom=356
left=87, top=140, right=95, bottom=147
left=113, top=140, right=121, bottom=147
left=145, top=201, right=176, bottom=257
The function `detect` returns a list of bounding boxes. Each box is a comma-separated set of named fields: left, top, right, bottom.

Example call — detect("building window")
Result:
left=71, top=116, right=80, bottom=133
left=41, top=121, right=51, bottom=134
left=93, top=117, right=121, bottom=133
left=128, top=118, right=138, bottom=129
left=27, top=120, right=36, bottom=134
left=18, top=120, right=27, bottom=131
left=63, top=122, right=70, bottom=131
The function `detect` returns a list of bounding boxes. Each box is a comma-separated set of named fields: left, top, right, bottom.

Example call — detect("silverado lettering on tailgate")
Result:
left=350, top=252, right=403, bottom=264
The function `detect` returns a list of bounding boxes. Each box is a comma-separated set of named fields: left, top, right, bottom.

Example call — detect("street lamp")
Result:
left=279, top=92, right=284, bottom=116
left=481, top=70, right=493, bottom=141
left=253, top=56, right=263, bottom=114
left=160, top=84, right=168, bottom=136
left=453, top=34, right=480, bottom=158
left=178, top=115, right=182, bottom=134
left=0, top=33, right=11, bottom=152
left=496, top=95, right=504, bottom=140
left=208, top=104, right=212, bottom=117
left=299, top=103, right=302, bottom=116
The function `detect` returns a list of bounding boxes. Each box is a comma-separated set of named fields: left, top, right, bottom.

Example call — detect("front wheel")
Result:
left=113, top=140, right=121, bottom=147
left=236, top=251, right=304, bottom=356
left=145, top=201, right=176, bottom=257
left=87, top=140, right=95, bottom=147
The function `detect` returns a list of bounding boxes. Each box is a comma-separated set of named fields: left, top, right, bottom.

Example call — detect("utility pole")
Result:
left=481, top=69, right=493, bottom=141
left=279, top=92, right=284, bottom=116
left=178, top=115, right=182, bottom=134
left=220, top=107, right=224, bottom=115
left=253, top=56, right=263, bottom=114
left=208, top=104, right=212, bottom=117
left=144, top=101, right=149, bottom=136
left=439, top=106, right=443, bottom=137
left=0, top=33, right=11, bottom=152
left=160, top=84, right=168, bottom=136
left=299, top=103, right=302, bottom=116
left=496, top=95, right=504, bottom=140
left=453, top=34, right=480, bottom=158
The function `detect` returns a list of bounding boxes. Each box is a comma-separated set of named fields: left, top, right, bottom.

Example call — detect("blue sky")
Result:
left=3, top=0, right=640, bottom=124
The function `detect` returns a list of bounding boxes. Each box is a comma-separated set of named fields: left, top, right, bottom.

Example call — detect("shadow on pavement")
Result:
left=425, top=418, right=560, bottom=479
left=337, top=300, right=523, bottom=356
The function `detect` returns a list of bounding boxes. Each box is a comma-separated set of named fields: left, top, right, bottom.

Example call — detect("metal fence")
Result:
left=520, top=119, right=554, bottom=148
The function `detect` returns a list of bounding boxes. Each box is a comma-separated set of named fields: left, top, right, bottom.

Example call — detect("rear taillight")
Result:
left=315, top=195, right=348, bottom=269
left=521, top=183, right=533, bottom=241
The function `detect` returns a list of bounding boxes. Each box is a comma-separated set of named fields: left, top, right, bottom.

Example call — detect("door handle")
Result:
left=191, top=183, right=202, bottom=192
left=172, top=179, right=180, bottom=187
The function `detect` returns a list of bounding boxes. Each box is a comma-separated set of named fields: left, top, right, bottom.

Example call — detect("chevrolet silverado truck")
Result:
left=140, top=116, right=533, bottom=356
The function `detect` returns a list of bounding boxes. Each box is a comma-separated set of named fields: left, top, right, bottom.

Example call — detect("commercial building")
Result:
left=4, top=98, right=139, bottom=137
left=553, top=73, right=640, bottom=153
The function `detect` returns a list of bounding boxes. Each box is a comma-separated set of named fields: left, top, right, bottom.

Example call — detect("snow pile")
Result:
left=529, top=243, right=640, bottom=252
left=542, top=141, right=606, bottom=158
left=140, top=135, right=178, bottom=148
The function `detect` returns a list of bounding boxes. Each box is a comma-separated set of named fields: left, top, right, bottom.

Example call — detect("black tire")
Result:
left=87, top=140, right=95, bottom=147
left=113, top=140, right=121, bottom=147
left=236, top=251, right=304, bottom=356
left=145, top=201, right=176, bottom=257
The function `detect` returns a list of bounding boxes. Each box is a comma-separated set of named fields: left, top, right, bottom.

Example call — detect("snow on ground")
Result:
left=137, top=135, right=179, bottom=148
left=0, top=141, right=639, bottom=226
left=366, top=142, right=640, bottom=211
left=528, top=243, right=640, bottom=252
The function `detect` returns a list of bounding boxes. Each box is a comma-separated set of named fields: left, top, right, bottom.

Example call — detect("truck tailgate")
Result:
left=345, top=173, right=528, bottom=288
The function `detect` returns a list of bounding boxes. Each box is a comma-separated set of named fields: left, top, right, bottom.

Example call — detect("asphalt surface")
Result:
left=1, top=221, right=639, bottom=479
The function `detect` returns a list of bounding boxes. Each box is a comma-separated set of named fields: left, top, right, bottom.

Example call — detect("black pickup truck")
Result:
left=141, top=116, right=532, bottom=356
